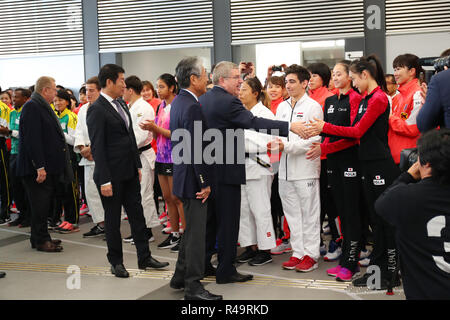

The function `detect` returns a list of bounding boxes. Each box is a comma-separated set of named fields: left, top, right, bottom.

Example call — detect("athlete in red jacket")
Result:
left=388, top=54, right=424, bottom=164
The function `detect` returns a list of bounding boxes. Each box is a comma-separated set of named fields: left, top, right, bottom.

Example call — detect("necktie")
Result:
left=112, top=99, right=129, bottom=128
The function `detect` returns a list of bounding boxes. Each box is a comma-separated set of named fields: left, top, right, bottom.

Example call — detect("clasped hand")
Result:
left=290, top=118, right=325, bottom=139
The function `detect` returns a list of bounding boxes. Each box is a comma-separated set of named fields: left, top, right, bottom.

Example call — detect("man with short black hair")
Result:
left=87, top=64, right=168, bottom=277
left=375, top=128, right=450, bottom=299
left=74, top=76, right=105, bottom=238
left=122, top=75, right=158, bottom=244
left=8, top=88, right=31, bottom=227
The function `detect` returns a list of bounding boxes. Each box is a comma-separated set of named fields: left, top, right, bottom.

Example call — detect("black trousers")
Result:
left=0, top=139, right=10, bottom=219
left=270, top=173, right=284, bottom=239
left=360, top=158, right=400, bottom=279
left=172, top=198, right=207, bottom=295
left=205, top=183, right=241, bottom=281
left=23, top=174, right=59, bottom=246
left=328, top=148, right=363, bottom=272
left=9, top=154, right=29, bottom=223
left=52, top=179, right=79, bottom=225
left=98, top=174, right=151, bottom=266
left=320, top=159, right=340, bottom=241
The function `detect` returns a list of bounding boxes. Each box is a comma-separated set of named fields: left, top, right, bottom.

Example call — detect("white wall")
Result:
left=386, top=32, right=450, bottom=73
left=121, top=47, right=212, bottom=85
left=0, top=54, right=84, bottom=93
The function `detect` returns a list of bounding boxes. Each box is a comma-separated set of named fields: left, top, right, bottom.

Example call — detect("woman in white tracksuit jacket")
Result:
left=237, top=77, right=277, bottom=266
left=268, top=65, right=323, bottom=272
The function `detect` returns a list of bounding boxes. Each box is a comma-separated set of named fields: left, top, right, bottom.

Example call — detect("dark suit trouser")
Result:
left=23, top=174, right=59, bottom=246
left=207, top=183, right=241, bottom=281
left=172, top=198, right=207, bottom=295
left=98, top=174, right=151, bottom=266
left=9, top=154, right=29, bottom=223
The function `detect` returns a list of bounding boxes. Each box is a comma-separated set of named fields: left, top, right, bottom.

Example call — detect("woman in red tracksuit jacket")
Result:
left=388, top=53, right=424, bottom=164
left=307, top=55, right=401, bottom=290
left=307, top=60, right=364, bottom=281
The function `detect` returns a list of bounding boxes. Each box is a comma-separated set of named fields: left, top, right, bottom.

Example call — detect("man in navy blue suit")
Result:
left=166, top=57, right=222, bottom=300
left=417, top=67, right=450, bottom=132
left=199, top=61, right=308, bottom=284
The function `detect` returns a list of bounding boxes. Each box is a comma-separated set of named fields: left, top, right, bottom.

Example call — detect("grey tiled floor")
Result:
left=0, top=214, right=405, bottom=300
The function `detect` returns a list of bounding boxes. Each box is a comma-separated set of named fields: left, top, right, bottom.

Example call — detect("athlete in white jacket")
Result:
left=268, top=65, right=323, bottom=272
left=74, top=78, right=105, bottom=237
left=124, top=76, right=159, bottom=241
left=236, top=78, right=278, bottom=266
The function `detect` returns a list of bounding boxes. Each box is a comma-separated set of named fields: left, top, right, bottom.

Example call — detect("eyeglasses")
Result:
left=224, top=76, right=241, bottom=80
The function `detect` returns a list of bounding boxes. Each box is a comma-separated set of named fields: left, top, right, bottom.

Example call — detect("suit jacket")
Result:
left=86, top=94, right=142, bottom=186
left=417, top=68, right=450, bottom=132
left=17, top=95, right=66, bottom=177
left=170, top=89, right=210, bottom=199
left=199, top=86, right=289, bottom=185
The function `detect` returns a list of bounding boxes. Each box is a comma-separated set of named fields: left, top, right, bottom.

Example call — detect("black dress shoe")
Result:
left=138, top=256, right=169, bottom=270
left=169, top=278, right=184, bottom=290
left=216, top=272, right=253, bottom=284
left=0, top=271, right=5, bottom=278
left=36, top=240, right=63, bottom=252
left=111, top=264, right=129, bottom=278
left=204, top=265, right=217, bottom=277
left=31, top=239, right=62, bottom=249
left=185, top=289, right=223, bottom=301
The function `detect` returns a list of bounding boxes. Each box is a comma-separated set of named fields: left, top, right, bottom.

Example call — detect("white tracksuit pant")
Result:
left=140, top=150, right=159, bottom=228
left=238, top=175, right=276, bottom=250
left=84, top=165, right=104, bottom=224
left=279, top=178, right=321, bottom=261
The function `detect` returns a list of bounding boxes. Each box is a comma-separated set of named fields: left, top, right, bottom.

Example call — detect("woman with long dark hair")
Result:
left=307, top=55, right=401, bottom=290
left=140, top=74, right=184, bottom=252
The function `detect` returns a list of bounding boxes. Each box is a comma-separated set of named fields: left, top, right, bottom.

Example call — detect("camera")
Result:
left=272, top=65, right=283, bottom=72
left=418, top=55, right=450, bottom=82
left=399, top=148, right=418, bottom=172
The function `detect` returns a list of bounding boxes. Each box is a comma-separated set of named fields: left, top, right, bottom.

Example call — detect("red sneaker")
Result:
left=282, top=256, right=303, bottom=270
left=295, top=255, right=318, bottom=272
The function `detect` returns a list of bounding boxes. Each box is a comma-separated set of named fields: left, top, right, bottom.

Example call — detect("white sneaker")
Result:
left=270, top=240, right=292, bottom=255
left=324, top=240, right=342, bottom=261
left=359, top=249, right=371, bottom=259
left=358, top=257, right=370, bottom=267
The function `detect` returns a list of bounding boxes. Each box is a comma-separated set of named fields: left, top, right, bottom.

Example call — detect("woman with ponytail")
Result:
left=307, top=55, right=401, bottom=290
left=306, top=60, right=368, bottom=281
left=236, top=77, right=277, bottom=266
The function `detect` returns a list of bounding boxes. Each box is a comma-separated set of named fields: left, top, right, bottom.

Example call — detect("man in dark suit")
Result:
left=17, top=76, right=67, bottom=252
left=199, top=61, right=307, bottom=284
left=162, top=57, right=222, bottom=300
left=87, top=64, right=169, bottom=278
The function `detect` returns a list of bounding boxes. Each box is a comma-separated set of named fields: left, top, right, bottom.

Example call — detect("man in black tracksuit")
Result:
left=375, top=128, right=450, bottom=299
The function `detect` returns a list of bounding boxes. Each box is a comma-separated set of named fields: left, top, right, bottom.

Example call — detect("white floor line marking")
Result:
left=0, top=227, right=178, bottom=262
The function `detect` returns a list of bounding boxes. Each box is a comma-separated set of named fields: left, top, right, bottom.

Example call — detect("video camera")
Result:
left=418, top=55, right=450, bottom=83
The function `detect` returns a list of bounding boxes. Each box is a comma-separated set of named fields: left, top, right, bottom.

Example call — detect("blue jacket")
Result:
left=199, top=86, right=289, bottom=185
left=170, top=89, right=210, bottom=199
left=417, top=69, right=450, bottom=132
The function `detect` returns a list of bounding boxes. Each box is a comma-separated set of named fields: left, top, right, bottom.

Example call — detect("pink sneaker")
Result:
left=326, top=265, right=342, bottom=277
left=336, top=267, right=359, bottom=282
left=80, top=204, right=89, bottom=216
